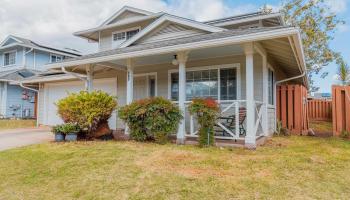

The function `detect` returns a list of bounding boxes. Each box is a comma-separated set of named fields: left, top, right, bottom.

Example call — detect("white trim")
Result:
left=100, top=6, right=154, bottom=26
left=0, top=43, right=80, bottom=58
left=0, top=35, right=23, bottom=47
left=206, top=13, right=283, bottom=27
left=48, top=28, right=302, bottom=70
left=49, top=53, right=64, bottom=63
left=120, top=14, right=225, bottom=48
left=167, top=63, right=241, bottom=101
left=2, top=50, right=17, bottom=67
left=0, top=82, right=7, bottom=116
left=111, top=26, right=141, bottom=48
left=74, top=14, right=161, bottom=40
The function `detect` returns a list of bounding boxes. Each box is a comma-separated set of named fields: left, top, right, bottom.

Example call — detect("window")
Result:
left=268, top=69, right=274, bottom=105
left=113, top=29, right=139, bottom=41
left=170, top=67, right=237, bottom=101
left=113, top=32, right=126, bottom=41
left=50, top=54, right=63, bottom=63
left=4, top=51, right=16, bottom=66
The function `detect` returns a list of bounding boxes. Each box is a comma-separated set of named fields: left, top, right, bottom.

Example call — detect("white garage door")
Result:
left=44, top=78, right=118, bottom=129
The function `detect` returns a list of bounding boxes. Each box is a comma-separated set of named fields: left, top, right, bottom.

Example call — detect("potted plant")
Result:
left=52, top=125, right=65, bottom=142
left=61, top=123, right=80, bottom=141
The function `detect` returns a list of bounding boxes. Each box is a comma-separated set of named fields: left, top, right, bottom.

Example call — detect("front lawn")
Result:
left=0, top=119, right=36, bottom=130
left=0, top=136, right=350, bottom=199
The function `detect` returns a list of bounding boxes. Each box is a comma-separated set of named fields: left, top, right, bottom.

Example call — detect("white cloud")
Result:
left=0, top=0, right=262, bottom=54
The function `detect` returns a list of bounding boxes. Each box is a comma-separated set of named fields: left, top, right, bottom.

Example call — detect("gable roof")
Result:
left=100, top=6, right=154, bottom=26
left=205, top=12, right=284, bottom=27
left=119, top=14, right=225, bottom=48
left=0, top=35, right=81, bottom=57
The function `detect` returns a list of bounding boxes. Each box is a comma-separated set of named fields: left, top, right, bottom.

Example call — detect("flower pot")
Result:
left=65, top=133, right=77, bottom=141
left=55, top=133, right=65, bottom=142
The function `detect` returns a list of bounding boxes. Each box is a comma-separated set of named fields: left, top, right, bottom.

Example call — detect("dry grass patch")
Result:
left=0, top=119, right=36, bottom=130
left=0, top=137, right=350, bottom=199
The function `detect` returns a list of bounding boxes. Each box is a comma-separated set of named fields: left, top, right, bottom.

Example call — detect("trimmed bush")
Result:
left=189, top=98, right=219, bottom=147
left=56, top=90, right=117, bottom=137
left=119, top=97, right=182, bottom=144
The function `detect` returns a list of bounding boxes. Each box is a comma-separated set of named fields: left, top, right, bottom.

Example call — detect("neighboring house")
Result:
left=22, top=6, right=307, bottom=148
left=0, top=35, right=80, bottom=119
left=310, top=92, right=332, bottom=100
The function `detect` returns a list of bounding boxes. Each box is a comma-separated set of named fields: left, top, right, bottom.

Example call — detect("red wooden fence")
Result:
left=307, top=99, right=332, bottom=121
left=332, top=86, right=350, bottom=136
left=276, top=84, right=309, bottom=135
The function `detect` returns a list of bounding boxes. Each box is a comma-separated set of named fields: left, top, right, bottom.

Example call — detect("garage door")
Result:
left=44, top=78, right=118, bottom=129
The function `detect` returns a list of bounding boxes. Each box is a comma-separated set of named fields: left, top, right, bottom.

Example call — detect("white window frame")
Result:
left=267, top=64, right=275, bottom=107
left=167, top=63, right=241, bottom=102
left=50, top=54, right=64, bottom=63
left=3, top=50, right=17, bottom=67
left=111, top=26, right=141, bottom=47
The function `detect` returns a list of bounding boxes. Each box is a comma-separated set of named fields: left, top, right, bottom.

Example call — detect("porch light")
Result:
left=172, top=55, right=178, bottom=65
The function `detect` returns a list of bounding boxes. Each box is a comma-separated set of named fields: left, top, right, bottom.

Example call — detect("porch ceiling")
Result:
left=261, top=37, right=304, bottom=84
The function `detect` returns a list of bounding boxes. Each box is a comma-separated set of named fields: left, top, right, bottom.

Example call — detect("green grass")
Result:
left=0, top=119, right=36, bottom=130
left=1, top=136, right=350, bottom=199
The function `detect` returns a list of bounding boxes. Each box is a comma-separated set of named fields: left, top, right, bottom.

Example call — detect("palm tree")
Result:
left=337, top=59, right=350, bottom=86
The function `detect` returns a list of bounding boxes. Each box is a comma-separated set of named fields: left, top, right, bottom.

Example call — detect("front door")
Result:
left=133, top=74, right=156, bottom=100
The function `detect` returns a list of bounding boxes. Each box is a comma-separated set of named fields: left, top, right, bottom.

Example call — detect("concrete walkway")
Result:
left=0, top=128, right=52, bottom=151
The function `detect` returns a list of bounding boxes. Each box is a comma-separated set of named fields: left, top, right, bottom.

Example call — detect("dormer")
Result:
left=74, top=6, right=160, bottom=51
left=74, top=6, right=225, bottom=51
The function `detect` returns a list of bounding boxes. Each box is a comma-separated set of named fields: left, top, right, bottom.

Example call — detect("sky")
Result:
left=0, top=0, right=349, bottom=93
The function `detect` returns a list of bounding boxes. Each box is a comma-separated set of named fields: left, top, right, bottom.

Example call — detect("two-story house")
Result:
left=0, top=35, right=80, bottom=119
left=23, top=6, right=307, bottom=148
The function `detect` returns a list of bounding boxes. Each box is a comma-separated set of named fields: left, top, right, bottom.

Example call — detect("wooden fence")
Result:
left=332, top=86, right=350, bottom=136
left=308, top=99, right=332, bottom=121
left=276, top=84, right=309, bottom=135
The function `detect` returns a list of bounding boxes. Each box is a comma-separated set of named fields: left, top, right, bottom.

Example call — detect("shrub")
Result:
left=52, top=125, right=63, bottom=135
left=188, top=98, right=220, bottom=147
left=341, top=130, right=350, bottom=139
left=56, top=90, right=117, bottom=137
left=60, top=123, right=80, bottom=135
left=119, top=97, right=182, bottom=144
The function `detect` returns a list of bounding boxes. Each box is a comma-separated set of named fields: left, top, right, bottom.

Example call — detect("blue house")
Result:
left=0, top=35, right=80, bottom=119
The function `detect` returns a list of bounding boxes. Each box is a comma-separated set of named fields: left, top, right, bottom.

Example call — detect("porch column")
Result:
left=176, top=51, right=189, bottom=144
left=255, top=43, right=269, bottom=136
left=86, top=65, right=94, bottom=92
left=125, top=58, right=134, bottom=135
left=243, top=43, right=256, bottom=149
left=261, top=51, right=269, bottom=136
left=126, top=58, right=134, bottom=104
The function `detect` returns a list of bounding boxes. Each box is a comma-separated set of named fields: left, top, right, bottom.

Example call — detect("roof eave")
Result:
left=47, top=27, right=301, bottom=70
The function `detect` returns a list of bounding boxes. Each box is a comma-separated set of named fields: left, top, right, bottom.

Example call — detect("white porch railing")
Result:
left=182, top=100, right=266, bottom=141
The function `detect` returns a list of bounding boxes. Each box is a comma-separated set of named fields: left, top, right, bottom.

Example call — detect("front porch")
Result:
left=40, top=31, right=305, bottom=148
left=60, top=42, right=281, bottom=148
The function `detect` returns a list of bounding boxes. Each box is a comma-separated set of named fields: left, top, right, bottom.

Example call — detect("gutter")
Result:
left=61, top=66, right=87, bottom=81
left=47, top=27, right=300, bottom=69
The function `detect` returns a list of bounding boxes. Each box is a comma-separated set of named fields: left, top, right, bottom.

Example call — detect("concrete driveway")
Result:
left=0, top=128, right=52, bottom=151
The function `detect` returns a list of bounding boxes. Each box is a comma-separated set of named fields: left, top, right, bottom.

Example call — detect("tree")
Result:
left=281, top=0, right=345, bottom=91
left=336, top=58, right=350, bottom=86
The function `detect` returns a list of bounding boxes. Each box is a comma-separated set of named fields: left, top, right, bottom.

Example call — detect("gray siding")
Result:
left=136, top=23, right=207, bottom=45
